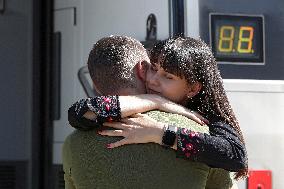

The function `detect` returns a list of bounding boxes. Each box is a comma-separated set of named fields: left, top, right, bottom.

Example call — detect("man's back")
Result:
left=63, top=111, right=233, bottom=189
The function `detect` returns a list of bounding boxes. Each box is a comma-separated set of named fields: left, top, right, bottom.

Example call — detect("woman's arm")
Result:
left=176, top=122, right=247, bottom=172
left=68, top=95, right=205, bottom=130
left=69, top=96, right=247, bottom=173
left=68, top=96, right=121, bottom=130
left=101, top=116, right=247, bottom=172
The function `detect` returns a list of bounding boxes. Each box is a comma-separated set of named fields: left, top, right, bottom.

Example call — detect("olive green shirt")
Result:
left=63, top=111, right=233, bottom=189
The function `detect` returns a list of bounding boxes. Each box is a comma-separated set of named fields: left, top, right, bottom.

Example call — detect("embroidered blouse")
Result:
left=68, top=95, right=247, bottom=172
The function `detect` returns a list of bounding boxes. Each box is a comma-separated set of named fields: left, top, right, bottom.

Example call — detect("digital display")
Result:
left=210, top=14, right=264, bottom=64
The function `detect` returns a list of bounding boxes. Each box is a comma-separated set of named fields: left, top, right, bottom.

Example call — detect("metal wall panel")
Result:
left=198, top=0, right=284, bottom=80
left=0, top=0, right=34, bottom=188
left=53, top=0, right=171, bottom=165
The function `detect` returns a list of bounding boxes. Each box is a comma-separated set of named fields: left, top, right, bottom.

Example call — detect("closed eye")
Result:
left=150, top=64, right=158, bottom=72
left=165, top=73, right=175, bottom=80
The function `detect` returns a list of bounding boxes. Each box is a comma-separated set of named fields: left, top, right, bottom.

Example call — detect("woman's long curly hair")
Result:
left=149, top=36, right=248, bottom=179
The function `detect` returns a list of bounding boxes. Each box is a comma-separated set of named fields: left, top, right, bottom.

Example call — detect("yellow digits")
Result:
left=218, top=26, right=254, bottom=53
left=218, top=26, right=234, bottom=52
left=237, top=26, right=254, bottom=53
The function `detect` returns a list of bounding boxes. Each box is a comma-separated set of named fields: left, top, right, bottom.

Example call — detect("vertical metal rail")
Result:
left=32, top=0, right=54, bottom=188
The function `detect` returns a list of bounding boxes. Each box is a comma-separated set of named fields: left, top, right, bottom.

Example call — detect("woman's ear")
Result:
left=187, top=82, right=202, bottom=98
left=136, top=61, right=148, bottom=82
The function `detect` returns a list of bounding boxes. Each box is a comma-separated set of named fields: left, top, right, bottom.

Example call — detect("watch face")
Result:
left=167, top=124, right=177, bottom=132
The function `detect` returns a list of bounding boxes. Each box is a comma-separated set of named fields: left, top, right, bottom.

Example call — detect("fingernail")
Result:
left=106, top=144, right=112, bottom=149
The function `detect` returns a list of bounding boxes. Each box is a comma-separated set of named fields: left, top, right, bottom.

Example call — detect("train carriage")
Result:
left=0, top=0, right=283, bottom=188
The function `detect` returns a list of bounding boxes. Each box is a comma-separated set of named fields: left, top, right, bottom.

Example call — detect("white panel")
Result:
left=53, top=142, right=64, bottom=164
left=184, top=0, right=200, bottom=38
left=54, top=0, right=77, bottom=9
left=224, top=80, right=284, bottom=189
left=53, top=8, right=78, bottom=145
left=52, top=1, right=170, bottom=138
left=80, top=0, right=170, bottom=64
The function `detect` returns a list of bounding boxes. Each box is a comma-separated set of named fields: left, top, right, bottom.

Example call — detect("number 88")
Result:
left=218, top=26, right=254, bottom=53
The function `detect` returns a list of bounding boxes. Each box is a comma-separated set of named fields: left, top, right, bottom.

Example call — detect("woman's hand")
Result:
left=119, top=94, right=208, bottom=125
left=99, top=114, right=164, bottom=148
left=155, top=97, right=209, bottom=125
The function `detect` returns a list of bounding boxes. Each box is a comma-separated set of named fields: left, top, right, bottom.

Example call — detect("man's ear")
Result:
left=187, top=82, right=202, bottom=98
left=136, top=61, right=148, bottom=82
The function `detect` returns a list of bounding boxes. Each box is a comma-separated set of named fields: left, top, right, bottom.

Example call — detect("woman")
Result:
left=68, top=37, right=248, bottom=179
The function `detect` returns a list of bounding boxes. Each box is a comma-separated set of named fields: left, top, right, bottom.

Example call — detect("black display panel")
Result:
left=210, top=14, right=264, bottom=64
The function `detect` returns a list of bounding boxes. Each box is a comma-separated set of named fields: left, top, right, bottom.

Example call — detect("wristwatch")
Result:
left=162, top=124, right=177, bottom=148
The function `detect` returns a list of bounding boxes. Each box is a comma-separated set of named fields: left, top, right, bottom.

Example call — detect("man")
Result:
left=63, top=35, right=234, bottom=189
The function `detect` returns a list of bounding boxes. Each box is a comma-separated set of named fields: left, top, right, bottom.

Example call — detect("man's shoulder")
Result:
left=64, top=129, right=121, bottom=149
left=62, top=122, right=211, bottom=188
left=145, top=110, right=209, bottom=133
left=63, top=129, right=96, bottom=146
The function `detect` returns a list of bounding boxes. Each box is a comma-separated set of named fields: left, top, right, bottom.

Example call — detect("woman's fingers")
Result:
left=184, top=109, right=209, bottom=125
left=129, top=113, right=143, bottom=118
left=98, top=129, right=125, bottom=137
left=103, top=122, right=128, bottom=129
left=120, top=118, right=134, bottom=124
left=191, top=111, right=209, bottom=125
left=107, top=138, right=129, bottom=149
left=121, top=113, right=144, bottom=124
left=101, top=116, right=163, bottom=147
left=121, top=114, right=156, bottom=127
left=188, top=114, right=204, bottom=125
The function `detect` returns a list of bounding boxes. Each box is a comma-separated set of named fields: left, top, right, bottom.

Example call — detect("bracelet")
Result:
left=162, top=124, right=177, bottom=148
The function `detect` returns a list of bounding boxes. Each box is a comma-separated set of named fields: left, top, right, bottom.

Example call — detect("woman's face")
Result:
left=145, top=63, right=191, bottom=105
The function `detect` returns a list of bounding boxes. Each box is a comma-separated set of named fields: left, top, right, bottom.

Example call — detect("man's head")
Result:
left=88, top=35, right=149, bottom=95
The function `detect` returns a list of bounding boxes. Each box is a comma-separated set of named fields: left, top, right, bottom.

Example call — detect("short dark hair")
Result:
left=88, top=35, right=148, bottom=94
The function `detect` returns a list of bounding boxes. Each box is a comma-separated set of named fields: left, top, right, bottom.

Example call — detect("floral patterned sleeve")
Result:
left=68, top=95, right=121, bottom=130
left=176, top=122, right=247, bottom=172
